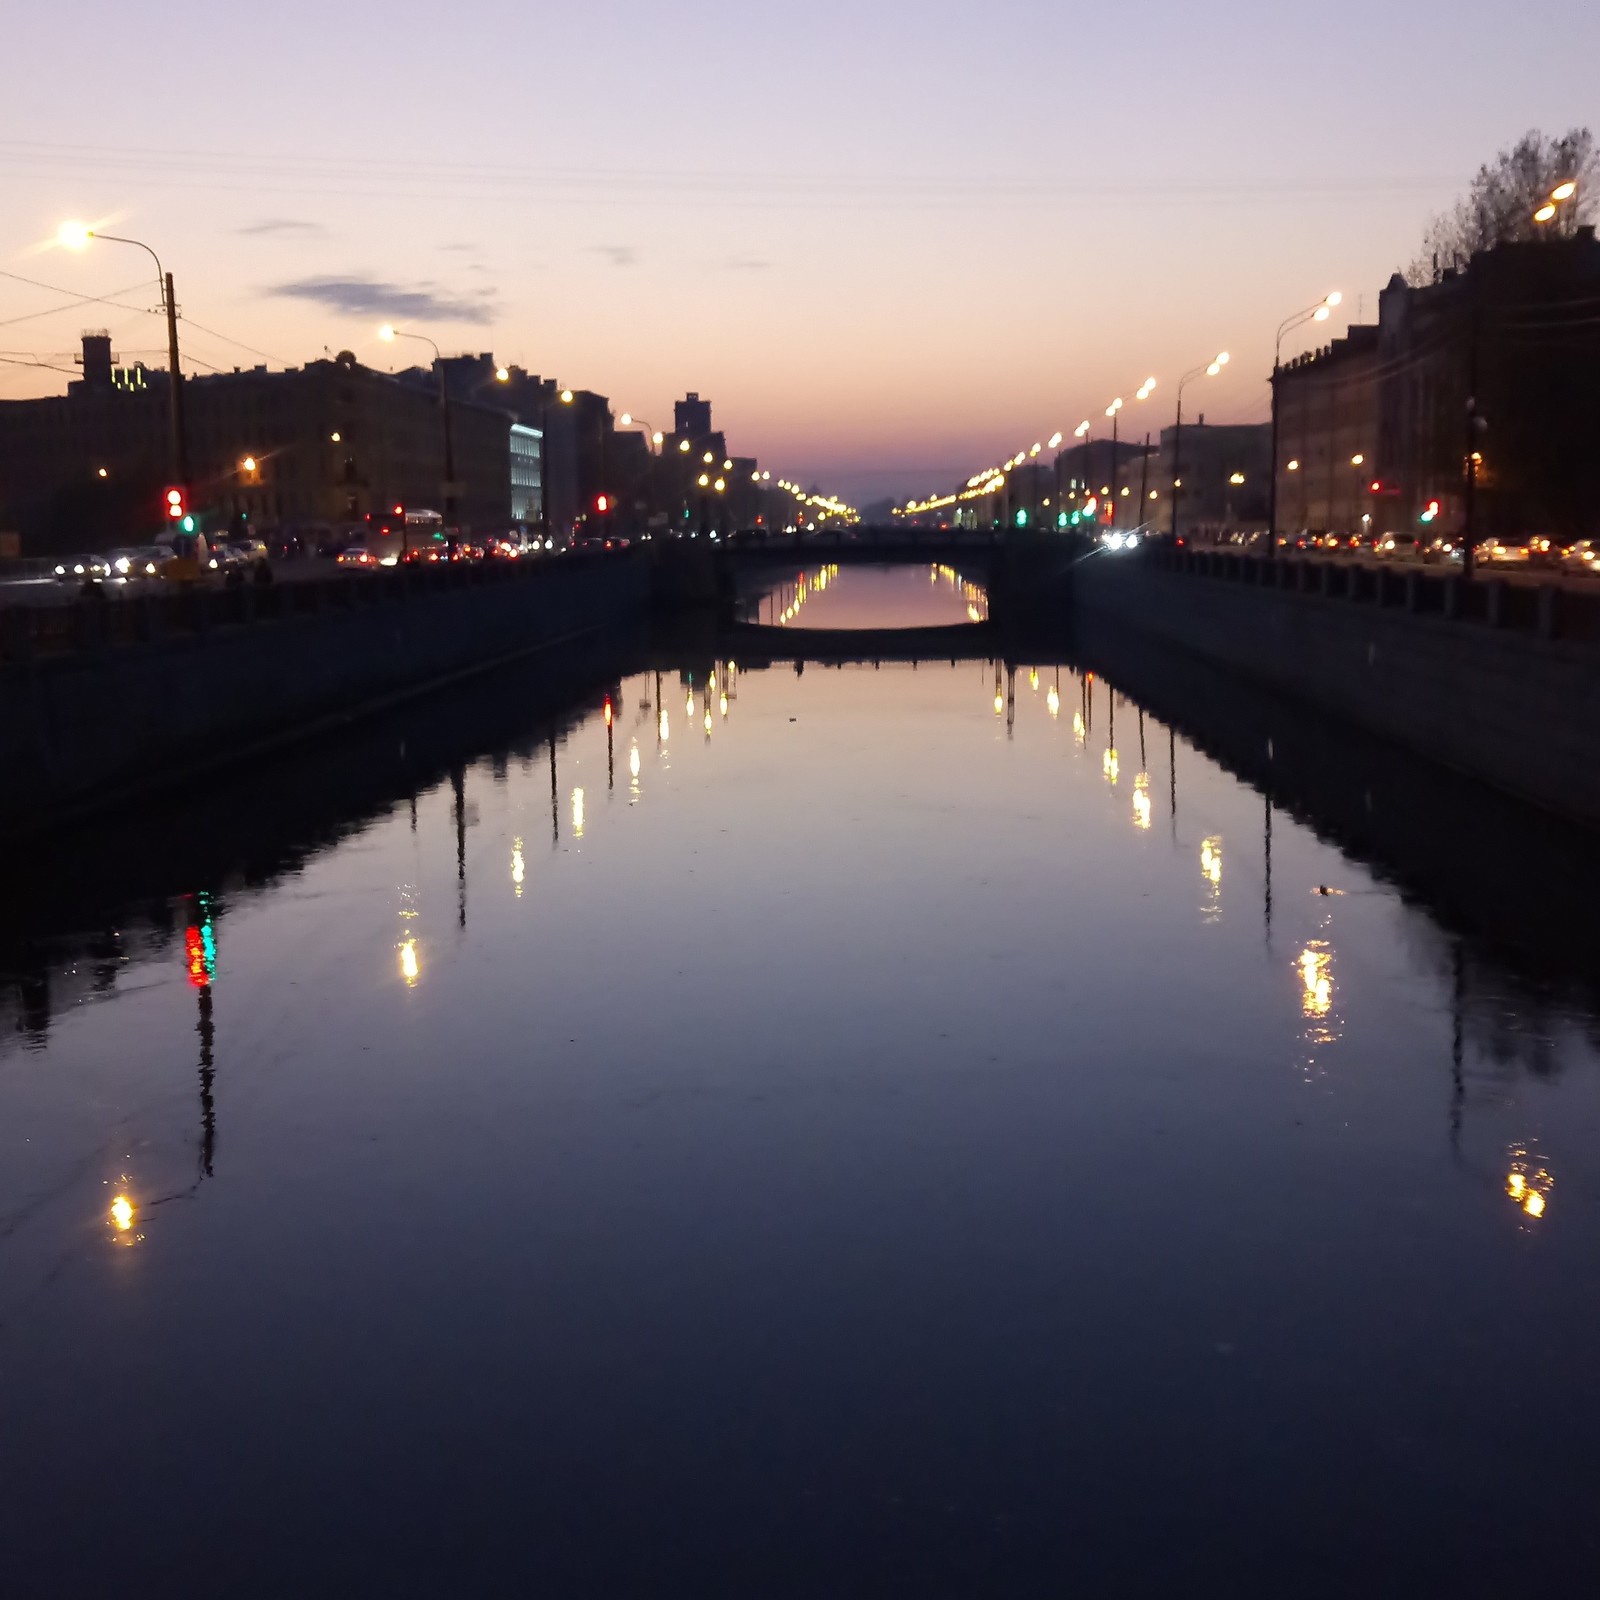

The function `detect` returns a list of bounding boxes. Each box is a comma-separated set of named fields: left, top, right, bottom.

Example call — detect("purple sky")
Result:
left=4, top=0, right=1596, bottom=503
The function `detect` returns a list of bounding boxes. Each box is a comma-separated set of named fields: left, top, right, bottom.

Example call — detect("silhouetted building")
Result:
left=674, top=392, right=712, bottom=439
left=1156, top=420, right=1271, bottom=535
left=1274, top=326, right=1381, bottom=536
left=1373, top=229, right=1600, bottom=539
left=0, top=338, right=523, bottom=554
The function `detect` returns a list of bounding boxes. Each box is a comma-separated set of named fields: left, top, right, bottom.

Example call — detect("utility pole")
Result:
left=1138, top=433, right=1151, bottom=526
left=164, top=273, right=189, bottom=489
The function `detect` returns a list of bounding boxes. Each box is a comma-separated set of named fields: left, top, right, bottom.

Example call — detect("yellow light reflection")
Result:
left=110, top=1194, right=135, bottom=1232
left=629, top=743, right=641, bottom=779
left=1072, top=710, right=1085, bottom=744
left=400, top=938, right=420, bottom=986
left=1029, top=669, right=1039, bottom=691
left=1132, top=773, right=1151, bottom=829
left=1103, top=747, right=1119, bottom=784
left=994, top=693, right=1003, bottom=715
left=686, top=691, right=694, bottom=715
left=511, top=838, right=525, bottom=898
left=571, top=787, right=585, bottom=836
left=1047, top=686, right=1060, bottom=717
left=659, top=710, right=669, bottom=741
left=719, top=693, right=729, bottom=717
left=1201, top=836, right=1222, bottom=887
left=1505, top=1146, right=1552, bottom=1220
left=1299, top=943, right=1332, bottom=1017
left=704, top=708, right=713, bottom=734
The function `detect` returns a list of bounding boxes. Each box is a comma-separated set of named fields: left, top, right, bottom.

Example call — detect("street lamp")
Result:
left=59, top=221, right=188, bottom=494
left=1170, top=351, right=1229, bottom=542
left=377, top=323, right=458, bottom=534
left=1534, top=180, right=1578, bottom=225
left=1105, top=379, right=1156, bottom=530
left=1268, top=291, right=1340, bottom=557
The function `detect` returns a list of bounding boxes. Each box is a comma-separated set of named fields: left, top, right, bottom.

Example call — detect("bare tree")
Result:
left=1407, top=128, right=1597, bottom=284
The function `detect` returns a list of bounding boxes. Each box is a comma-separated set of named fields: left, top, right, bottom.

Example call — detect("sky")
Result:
left=3, top=0, right=1597, bottom=505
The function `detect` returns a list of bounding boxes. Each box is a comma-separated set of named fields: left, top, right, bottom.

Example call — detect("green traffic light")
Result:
left=181, top=514, right=195, bottom=533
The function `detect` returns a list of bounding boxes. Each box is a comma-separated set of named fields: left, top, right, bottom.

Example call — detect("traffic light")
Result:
left=165, top=486, right=185, bottom=521
left=596, top=494, right=610, bottom=514
left=1014, top=508, right=1028, bottom=528
left=1420, top=499, right=1440, bottom=524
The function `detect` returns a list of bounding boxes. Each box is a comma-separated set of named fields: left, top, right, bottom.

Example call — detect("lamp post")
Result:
left=1170, top=351, right=1229, bottom=541
left=1106, top=378, right=1156, bottom=531
left=1073, top=420, right=1090, bottom=521
left=59, top=222, right=188, bottom=495
left=1268, top=292, right=1341, bottom=558
left=378, top=324, right=457, bottom=531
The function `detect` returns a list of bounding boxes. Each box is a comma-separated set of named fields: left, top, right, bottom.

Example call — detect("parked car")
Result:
left=1375, top=533, right=1421, bottom=560
left=53, top=554, right=110, bottom=582
left=1480, top=537, right=1532, bottom=566
left=1560, top=539, right=1599, bottom=576
left=126, top=545, right=174, bottom=579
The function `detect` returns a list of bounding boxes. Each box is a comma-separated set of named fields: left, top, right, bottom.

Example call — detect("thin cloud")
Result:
left=266, top=274, right=497, bottom=325
left=239, top=218, right=327, bottom=237
left=592, top=245, right=638, bottom=267
left=723, top=255, right=770, bottom=271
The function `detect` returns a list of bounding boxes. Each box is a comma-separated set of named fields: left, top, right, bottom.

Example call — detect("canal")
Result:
left=2, top=563, right=1598, bottom=1594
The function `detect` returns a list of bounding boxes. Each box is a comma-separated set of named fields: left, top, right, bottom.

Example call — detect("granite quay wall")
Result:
left=0, top=555, right=650, bottom=833
left=1072, top=546, right=1600, bottom=828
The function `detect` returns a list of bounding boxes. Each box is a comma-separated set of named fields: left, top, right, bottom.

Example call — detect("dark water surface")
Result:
left=3, top=566, right=1599, bottom=1596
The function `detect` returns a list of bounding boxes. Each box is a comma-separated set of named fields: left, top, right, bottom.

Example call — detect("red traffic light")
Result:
left=596, top=494, right=610, bottom=514
left=1369, top=480, right=1381, bottom=493
left=165, top=486, right=185, bottom=518
left=393, top=503, right=403, bottom=516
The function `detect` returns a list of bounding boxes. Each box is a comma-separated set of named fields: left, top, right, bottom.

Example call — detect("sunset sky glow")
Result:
left=5, top=0, right=1597, bottom=502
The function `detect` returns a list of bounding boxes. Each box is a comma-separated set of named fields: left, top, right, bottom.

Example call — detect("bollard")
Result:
left=1485, top=579, right=1507, bottom=629
left=1536, top=584, right=1558, bottom=641
left=1404, top=572, right=1419, bottom=613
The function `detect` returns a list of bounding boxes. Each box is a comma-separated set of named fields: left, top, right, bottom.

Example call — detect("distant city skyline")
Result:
left=4, top=0, right=1597, bottom=502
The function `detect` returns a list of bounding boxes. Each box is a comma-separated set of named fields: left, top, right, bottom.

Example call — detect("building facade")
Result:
left=0, top=339, right=522, bottom=554
left=1274, top=326, right=1381, bottom=536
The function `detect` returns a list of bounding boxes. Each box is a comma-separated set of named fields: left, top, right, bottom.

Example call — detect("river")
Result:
left=2, top=563, right=1597, bottom=1595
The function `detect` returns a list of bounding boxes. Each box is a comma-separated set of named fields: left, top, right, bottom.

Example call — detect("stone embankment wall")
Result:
left=1073, top=547, right=1600, bottom=828
left=0, top=556, right=649, bottom=832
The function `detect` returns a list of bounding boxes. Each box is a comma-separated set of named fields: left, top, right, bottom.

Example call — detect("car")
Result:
left=402, top=542, right=446, bottom=565
left=106, top=547, right=145, bottom=578
left=1560, top=539, right=1599, bottom=576
left=125, top=545, right=173, bottom=579
left=1375, top=533, right=1422, bottom=560
left=1422, top=535, right=1463, bottom=565
left=336, top=544, right=378, bottom=569
left=1480, top=537, right=1532, bottom=566
left=53, top=554, right=110, bottom=582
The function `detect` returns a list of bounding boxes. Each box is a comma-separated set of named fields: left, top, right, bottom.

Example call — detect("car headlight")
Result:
left=209, top=558, right=218, bottom=569
left=73, top=564, right=84, bottom=574
left=55, top=565, right=65, bottom=575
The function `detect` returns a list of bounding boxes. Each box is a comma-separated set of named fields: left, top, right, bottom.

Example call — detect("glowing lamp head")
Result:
left=496, top=367, right=510, bottom=382
left=1534, top=203, right=1558, bottom=223
left=377, top=324, right=397, bottom=342
left=1552, top=180, right=1577, bottom=202
left=560, top=389, right=573, bottom=403
left=1326, top=290, right=1343, bottom=307
left=620, top=413, right=632, bottom=425
left=58, top=221, right=94, bottom=250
